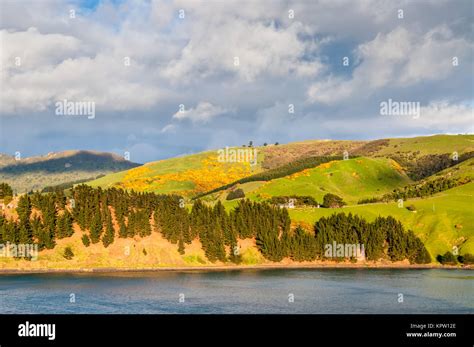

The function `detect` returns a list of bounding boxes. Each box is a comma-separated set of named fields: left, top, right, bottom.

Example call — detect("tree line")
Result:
left=0, top=184, right=434, bottom=264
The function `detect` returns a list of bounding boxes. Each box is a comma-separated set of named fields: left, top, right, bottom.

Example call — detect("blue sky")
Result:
left=0, top=0, right=473, bottom=163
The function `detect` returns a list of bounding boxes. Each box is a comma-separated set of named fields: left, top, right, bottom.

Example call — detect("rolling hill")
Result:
left=85, top=134, right=474, bottom=198
left=87, top=149, right=265, bottom=197
left=242, top=157, right=411, bottom=204
left=8, top=134, right=468, bottom=263
left=371, top=134, right=474, bottom=157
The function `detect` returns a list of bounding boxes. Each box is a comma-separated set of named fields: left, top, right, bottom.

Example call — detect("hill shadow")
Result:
left=0, top=151, right=141, bottom=175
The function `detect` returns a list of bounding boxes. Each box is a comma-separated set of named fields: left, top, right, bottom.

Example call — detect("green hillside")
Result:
left=215, top=149, right=473, bottom=262
left=81, top=134, right=473, bottom=263
left=87, top=149, right=264, bottom=197
left=84, top=134, right=474, bottom=198
left=371, top=134, right=474, bottom=157
left=236, top=157, right=411, bottom=204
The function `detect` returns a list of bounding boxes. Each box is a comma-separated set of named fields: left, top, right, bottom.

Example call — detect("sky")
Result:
left=0, top=0, right=473, bottom=163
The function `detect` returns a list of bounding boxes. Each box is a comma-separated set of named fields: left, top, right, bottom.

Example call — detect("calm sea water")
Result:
left=0, top=269, right=472, bottom=314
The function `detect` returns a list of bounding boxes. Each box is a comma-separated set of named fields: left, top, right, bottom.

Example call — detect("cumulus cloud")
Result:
left=162, top=20, right=323, bottom=83
left=0, top=27, right=167, bottom=113
left=418, top=101, right=474, bottom=131
left=308, top=25, right=473, bottom=105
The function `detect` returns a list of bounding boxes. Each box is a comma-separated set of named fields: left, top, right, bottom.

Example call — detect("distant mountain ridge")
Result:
left=0, top=150, right=141, bottom=193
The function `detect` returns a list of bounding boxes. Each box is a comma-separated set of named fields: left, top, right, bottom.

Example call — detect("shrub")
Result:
left=226, top=188, right=245, bottom=200
left=458, top=253, right=474, bottom=264
left=437, top=251, right=457, bottom=265
left=358, top=197, right=382, bottom=204
left=63, top=247, right=74, bottom=260
left=322, top=193, right=345, bottom=208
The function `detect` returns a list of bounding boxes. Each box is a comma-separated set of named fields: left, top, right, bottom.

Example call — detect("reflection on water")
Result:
left=0, top=269, right=472, bottom=314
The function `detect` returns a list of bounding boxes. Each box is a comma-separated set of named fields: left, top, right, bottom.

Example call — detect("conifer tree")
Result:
left=89, top=210, right=103, bottom=243
left=178, top=238, right=185, bottom=255
left=17, top=195, right=32, bottom=244
left=82, top=234, right=91, bottom=247
left=101, top=205, right=115, bottom=247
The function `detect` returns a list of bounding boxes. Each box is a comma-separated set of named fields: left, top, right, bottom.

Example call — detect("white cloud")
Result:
left=172, top=102, right=229, bottom=123
left=418, top=101, right=474, bottom=131
left=0, top=29, right=166, bottom=113
left=308, top=26, right=473, bottom=105
left=161, top=20, right=323, bottom=83
left=0, top=27, right=83, bottom=70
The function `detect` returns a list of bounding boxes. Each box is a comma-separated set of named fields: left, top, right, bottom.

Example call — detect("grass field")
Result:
left=374, top=134, right=474, bottom=156
left=245, top=157, right=411, bottom=204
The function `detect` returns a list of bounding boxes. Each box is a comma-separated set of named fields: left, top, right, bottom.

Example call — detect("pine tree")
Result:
left=37, top=195, right=57, bottom=249
left=118, top=219, right=128, bottom=238
left=89, top=210, right=103, bottom=243
left=178, top=238, right=185, bottom=255
left=0, top=182, right=13, bottom=199
left=16, top=195, right=32, bottom=244
left=81, top=234, right=91, bottom=247
left=101, top=206, right=115, bottom=247
left=63, top=209, right=74, bottom=237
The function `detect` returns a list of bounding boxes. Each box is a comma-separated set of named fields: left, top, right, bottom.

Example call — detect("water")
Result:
left=0, top=269, right=472, bottom=314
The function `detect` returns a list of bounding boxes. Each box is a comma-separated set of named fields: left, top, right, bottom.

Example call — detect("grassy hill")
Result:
left=213, top=143, right=474, bottom=261
left=85, top=134, right=474, bottom=198
left=74, top=134, right=474, bottom=263
left=241, top=157, right=411, bottom=204
left=371, top=134, right=474, bottom=157
left=0, top=150, right=140, bottom=193
left=87, top=149, right=264, bottom=197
